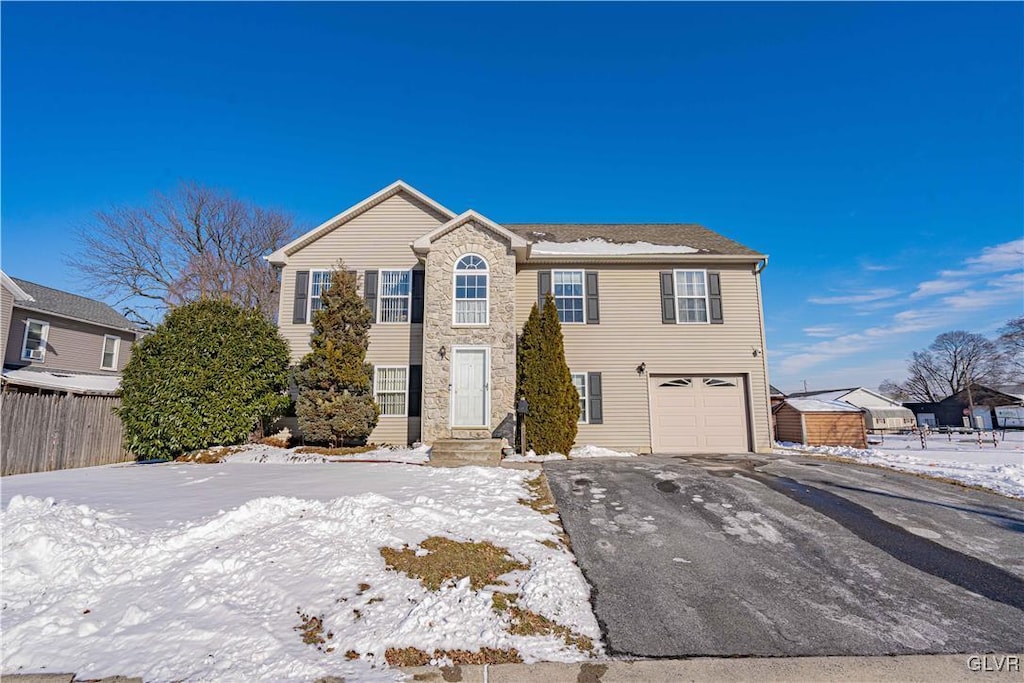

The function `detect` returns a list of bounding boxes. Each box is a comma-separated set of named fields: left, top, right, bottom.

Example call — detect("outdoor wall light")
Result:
left=752, top=348, right=762, bottom=357
left=636, top=362, right=646, bottom=376
left=438, top=346, right=447, bottom=359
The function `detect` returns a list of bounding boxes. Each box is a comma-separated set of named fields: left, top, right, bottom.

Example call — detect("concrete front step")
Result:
left=430, top=439, right=503, bottom=467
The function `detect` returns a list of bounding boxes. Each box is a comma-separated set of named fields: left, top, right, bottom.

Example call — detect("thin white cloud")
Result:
left=802, top=325, right=843, bottom=338
left=861, top=263, right=897, bottom=272
left=910, top=239, right=1023, bottom=300
left=808, top=288, right=900, bottom=305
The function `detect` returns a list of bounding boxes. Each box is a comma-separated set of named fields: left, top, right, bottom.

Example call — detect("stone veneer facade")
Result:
left=421, top=221, right=517, bottom=443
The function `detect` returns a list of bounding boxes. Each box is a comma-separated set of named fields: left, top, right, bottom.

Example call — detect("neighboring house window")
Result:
left=674, top=270, right=709, bottom=323
left=378, top=270, right=411, bottom=323
left=453, top=254, right=489, bottom=325
left=375, top=366, right=408, bottom=417
left=572, top=372, right=588, bottom=424
left=309, top=270, right=332, bottom=316
left=100, top=335, right=120, bottom=371
left=21, top=319, right=49, bottom=362
left=553, top=270, right=585, bottom=324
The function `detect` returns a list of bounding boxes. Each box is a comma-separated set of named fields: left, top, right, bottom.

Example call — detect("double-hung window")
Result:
left=454, top=254, right=488, bottom=325
left=378, top=270, right=411, bottom=323
left=674, top=270, right=709, bottom=323
left=375, top=367, right=408, bottom=417
left=101, top=335, right=120, bottom=370
left=309, top=270, right=332, bottom=316
left=572, top=372, right=588, bottom=424
left=553, top=270, right=585, bottom=324
left=21, top=319, right=49, bottom=362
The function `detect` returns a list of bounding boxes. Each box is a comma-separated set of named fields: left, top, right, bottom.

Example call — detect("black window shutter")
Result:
left=411, top=269, right=425, bottom=324
left=364, top=270, right=379, bottom=320
left=537, top=270, right=552, bottom=311
left=588, top=372, right=603, bottom=424
left=585, top=271, right=600, bottom=324
left=408, top=365, right=423, bottom=417
left=708, top=272, right=724, bottom=324
left=660, top=271, right=676, bottom=324
left=292, top=271, right=309, bottom=324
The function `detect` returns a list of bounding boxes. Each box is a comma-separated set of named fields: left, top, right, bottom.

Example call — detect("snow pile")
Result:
left=503, top=445, right=637, bottom=462
left=776, top=435, right=1024, bottom=499
left=530, top=238, right=699, bottom=256
left=224, top=444, right=431, bottom=465
left=1, top=464, right=601, bottom=681
left=1, top=367, right=121, bottom=395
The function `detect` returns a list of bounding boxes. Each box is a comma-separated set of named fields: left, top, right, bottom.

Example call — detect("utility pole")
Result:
left=966, top=380, right=982, bottom=446
left=802, top=379, right=808, bottom=393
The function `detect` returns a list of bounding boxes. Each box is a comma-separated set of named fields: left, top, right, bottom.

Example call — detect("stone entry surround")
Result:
left=420, top=221, right=517, bottom=444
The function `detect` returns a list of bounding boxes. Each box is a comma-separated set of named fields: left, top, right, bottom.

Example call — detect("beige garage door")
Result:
left=651, top=376, right=750, bottom=453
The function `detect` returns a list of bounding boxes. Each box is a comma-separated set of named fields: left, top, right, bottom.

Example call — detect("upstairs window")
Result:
left=674, top=270, right=709, bottom=323
left=378, top=270, right=412, bottom=323
left=309, top=270, right=332, bottom=315
left=454, top=254, right=489, bottom=325
left=21, top=319, right=49, bottom=362
left=553, top=270, right=585, bottom=324
left=101, top=335, right=120, bottom=370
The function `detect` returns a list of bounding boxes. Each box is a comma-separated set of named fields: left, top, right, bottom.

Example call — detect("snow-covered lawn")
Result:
left=1, top=455, right=602, bottom=681
left=776, top=431, right=1024, bottom=499
left=503, top=445, right=638, bottom=463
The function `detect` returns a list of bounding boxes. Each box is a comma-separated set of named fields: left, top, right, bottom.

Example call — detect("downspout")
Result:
left=753, top=256, right=773, bottom=450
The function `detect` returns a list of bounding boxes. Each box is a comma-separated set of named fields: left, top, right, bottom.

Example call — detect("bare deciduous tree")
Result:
left=997, top=316, right=1024, bottom=377
left=68, top=182, right=295, bottom=328
left=893, top=330, right=1005, bottom=402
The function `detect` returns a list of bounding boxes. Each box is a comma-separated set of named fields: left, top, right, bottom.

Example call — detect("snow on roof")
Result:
left=784, top=398, right=864, bottom=413
left=1, top=368, right=121, bottom=395
left=530, top=238, right=700, bottom=256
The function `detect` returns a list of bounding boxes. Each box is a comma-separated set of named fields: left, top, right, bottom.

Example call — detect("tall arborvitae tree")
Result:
left=295, top=266, right=379, bottom=445
left=516, top=294, right=579, bottom=454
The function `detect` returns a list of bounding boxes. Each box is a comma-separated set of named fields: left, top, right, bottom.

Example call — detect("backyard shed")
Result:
left=774, top=398, right=867, bottom=448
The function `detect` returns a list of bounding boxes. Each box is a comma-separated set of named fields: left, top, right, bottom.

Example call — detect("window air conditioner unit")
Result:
left=28, top=348, right=44, bottom=361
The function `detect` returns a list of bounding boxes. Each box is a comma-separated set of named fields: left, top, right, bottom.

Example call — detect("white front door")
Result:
left=451, top=347, right=489, bottom=427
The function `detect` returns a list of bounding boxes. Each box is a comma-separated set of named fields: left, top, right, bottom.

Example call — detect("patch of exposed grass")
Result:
left=519, top=473, right=557, bottom=514
left=384, top=646, right=522, bottom=667
left=175, top=446, right=243, bottom=463
left=491, top=592, right=594, bottom=653
left=295, top=609, right=335, bottom=652
left=539, top=539, right=561, bottom=550
left=381, top=537, right=528, bottom=591
left=295, top=444, right=379, bottom=456
left=356, top=582, right=371, bottom=594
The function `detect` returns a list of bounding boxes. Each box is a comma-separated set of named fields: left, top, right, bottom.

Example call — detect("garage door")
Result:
left=650, top=376, right=750, bottom=453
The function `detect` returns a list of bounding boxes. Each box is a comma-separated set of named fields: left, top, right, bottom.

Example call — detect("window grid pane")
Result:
left=455, top=300, right=487, bottom=324
left=455, top=270, right=488, bottom=324
left=554, top=271, right=585, bottom=324
left=310, top=271, right=331, bottom=312
left=376, top=368, right=408, bottom=416
left=572, top=373, right=587, bottom=423
left=379, top=270, right=411, bottom=323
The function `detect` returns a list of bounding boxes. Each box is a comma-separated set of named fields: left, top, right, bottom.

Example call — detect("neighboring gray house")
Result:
left=786, top=387, right=915, bottom=433
left=268, top=181, right=774, bottom=453
left=1, top=271, right=139, bottom=395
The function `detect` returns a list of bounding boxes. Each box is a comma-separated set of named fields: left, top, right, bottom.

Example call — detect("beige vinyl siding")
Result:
left=5, top=309, right=135, bottom=373
left=1, top=287, right=13, bottom=359
left=516, top=262, right=772, bottom=453
left=277, top=192, right=446, bottom=445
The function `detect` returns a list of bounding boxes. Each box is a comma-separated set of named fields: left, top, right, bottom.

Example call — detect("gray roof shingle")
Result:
left=505, top=223, right=763, bottom=257
left=11, top=278, right=136, bottom=331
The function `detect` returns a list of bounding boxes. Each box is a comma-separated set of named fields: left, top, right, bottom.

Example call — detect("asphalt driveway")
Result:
left=544, top=454, right=1024, bottom=658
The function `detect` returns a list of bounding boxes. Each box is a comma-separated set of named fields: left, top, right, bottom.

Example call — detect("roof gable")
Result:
left=412, top=210, right=529, bottom=258
left=267, top=181, right=456, bottom=264
left=1, top=270, right=33, bottom=301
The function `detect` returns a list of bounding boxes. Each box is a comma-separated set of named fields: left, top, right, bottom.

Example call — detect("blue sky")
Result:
left=3, top=2, right=1021, bottom=392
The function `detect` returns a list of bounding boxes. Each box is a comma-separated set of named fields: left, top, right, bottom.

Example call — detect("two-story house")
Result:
left=268, top=181, right=773, bottom=454
left=1, top=270, right=139, bottom=395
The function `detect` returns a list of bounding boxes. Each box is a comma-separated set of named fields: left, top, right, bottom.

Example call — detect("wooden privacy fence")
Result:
left=1, top=392, right=132, bottom=476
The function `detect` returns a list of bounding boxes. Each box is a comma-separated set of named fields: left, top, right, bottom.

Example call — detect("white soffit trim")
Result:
left=265, top=180, right=457, bottom=265
left=412, top=210, right=530, bottom=258
left=0, top=271, right=34, bottom=302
